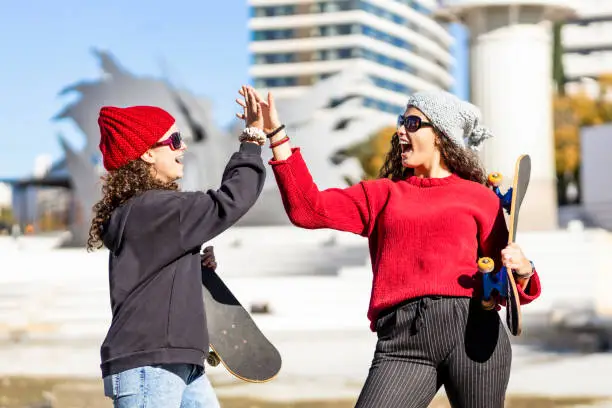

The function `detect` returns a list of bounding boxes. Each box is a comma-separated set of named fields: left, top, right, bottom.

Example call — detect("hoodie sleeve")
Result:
left=178, top=142, right=266, bottom=251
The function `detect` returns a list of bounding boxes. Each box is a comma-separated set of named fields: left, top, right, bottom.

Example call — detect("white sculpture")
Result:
left=55, top=51, right=395, bottom=244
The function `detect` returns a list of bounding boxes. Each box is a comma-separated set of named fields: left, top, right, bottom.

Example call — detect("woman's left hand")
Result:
left=501, top=243, right=532, bottom=276
left=201, top=246, right=218, bottom=271
left=236, top=86, right=265, bottom=131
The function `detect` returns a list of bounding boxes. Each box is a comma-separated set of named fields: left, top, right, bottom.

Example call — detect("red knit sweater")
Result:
left=270, top=148, right=541, bottom=330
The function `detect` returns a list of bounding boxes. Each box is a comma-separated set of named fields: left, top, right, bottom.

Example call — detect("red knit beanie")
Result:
left=98, top=105, right=176, bottom=171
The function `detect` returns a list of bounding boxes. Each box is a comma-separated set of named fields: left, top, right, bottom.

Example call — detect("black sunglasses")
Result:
left=152, top=132, right=183, bottom=150
left=397, top=115, right=433, bottom=133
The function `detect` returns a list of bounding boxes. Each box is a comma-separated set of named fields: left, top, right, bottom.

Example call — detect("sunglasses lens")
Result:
left=171, top=133, right=182, bottom=149
left=406, top=116, right=420, bottom=132
left=398, top=115, right=421, bottom=132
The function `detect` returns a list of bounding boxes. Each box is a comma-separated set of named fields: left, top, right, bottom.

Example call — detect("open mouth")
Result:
left=399, top=139, right=412, bottom=155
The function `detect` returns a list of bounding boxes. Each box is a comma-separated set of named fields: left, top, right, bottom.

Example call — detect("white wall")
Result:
left=581, top=124, right=612, bottom=206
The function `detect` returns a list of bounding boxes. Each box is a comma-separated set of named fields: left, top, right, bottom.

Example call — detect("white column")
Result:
left=465, top=6, right=559, bottom=230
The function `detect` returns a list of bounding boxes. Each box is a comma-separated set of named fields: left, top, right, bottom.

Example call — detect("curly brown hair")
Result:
left=87, top=159, right=178, bottom=251
left=378, top=130, right=487, bottom=184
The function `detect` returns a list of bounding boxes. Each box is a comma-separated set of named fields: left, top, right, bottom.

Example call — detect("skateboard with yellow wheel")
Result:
left=478, top=154, right=531, bottom=336
left=201, top=250, right=282, bottom=383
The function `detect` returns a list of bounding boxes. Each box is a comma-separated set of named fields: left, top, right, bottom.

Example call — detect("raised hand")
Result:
left=236, top=86, right=281, bottom=134
left=235, top=85, right=264, bottom=130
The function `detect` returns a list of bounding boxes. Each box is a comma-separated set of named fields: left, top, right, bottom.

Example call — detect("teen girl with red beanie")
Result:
left=88, top=89, right=267, bottom=407
left=236, top=86, right=541, bottom=408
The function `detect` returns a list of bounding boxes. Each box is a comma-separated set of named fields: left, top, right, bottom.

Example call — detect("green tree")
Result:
left=552, top=22, right=566, bottom=95
left=336, top=126, right=396, bottom=183
left=0, top=207, right=14, bottom=234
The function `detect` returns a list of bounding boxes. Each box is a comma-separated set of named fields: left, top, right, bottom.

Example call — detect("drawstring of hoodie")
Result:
left=410, top=297, right=432, bottom=334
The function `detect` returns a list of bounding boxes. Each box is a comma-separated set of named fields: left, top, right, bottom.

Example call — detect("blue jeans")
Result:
left=103, top=364, right=220, bottom=407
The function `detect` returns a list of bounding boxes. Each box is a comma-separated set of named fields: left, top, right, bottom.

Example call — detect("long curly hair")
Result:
left=87, top=159, right=178, bottom=251
left=378, top=130, right=487, bottom=184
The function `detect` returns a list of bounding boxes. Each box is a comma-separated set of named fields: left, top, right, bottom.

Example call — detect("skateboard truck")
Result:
left=481, top=171, right=515, bottom=309
left=478, top=257, right=508, bottom=310
left=487, top=172, right=512, bottom=214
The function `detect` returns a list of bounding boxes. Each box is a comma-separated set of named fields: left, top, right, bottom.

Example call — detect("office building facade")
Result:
left=562, top=0, right=612, bottom=96
left=248, top=0, right=455, bottom=115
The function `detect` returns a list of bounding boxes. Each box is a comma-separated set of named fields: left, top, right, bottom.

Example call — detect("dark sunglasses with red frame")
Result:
left=152, top=132, right=183, bottom=150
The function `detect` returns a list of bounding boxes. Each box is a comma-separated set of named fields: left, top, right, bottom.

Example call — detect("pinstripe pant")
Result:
left=355, top=296, right=511, bottom=408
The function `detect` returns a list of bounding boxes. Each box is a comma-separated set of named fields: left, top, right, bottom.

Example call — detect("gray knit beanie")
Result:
left=406, top=89, right=493, bottom=151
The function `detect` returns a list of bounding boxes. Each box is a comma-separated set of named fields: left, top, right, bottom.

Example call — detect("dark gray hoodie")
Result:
left=100, top=142, right=265, bottom=377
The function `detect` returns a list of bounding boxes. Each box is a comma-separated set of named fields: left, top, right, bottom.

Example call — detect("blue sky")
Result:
left=0, top=1, right=468, bottom=179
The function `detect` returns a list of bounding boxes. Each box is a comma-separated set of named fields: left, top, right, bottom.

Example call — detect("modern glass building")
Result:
left=248, top=0, right=455, bottom=115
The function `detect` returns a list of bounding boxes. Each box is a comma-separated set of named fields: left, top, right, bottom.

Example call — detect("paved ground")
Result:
left=2, top=231, right=612, bottom=406
left=0, top=329, right=611, bottom=405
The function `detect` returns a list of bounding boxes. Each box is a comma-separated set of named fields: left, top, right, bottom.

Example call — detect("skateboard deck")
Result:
left=479, top=154, right=531, bottom=336
left=201, top=267, right=282, bottom=383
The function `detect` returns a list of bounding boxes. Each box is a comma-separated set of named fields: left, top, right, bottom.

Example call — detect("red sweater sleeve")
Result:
left=269, top=148, right=384, bottom=236
left=515, top=270, right=541, bottom=305
left=479, top=197, right=541, bottom=305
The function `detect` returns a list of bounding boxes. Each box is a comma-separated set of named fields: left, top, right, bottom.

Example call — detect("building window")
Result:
left=252, top=5, right=296, bottom=17
left=254, top=46, right=418, bottom=69
left=252, top=53, right=296, bottom=64
left=252, top=0, right=436, bottom=37
left=255, top=77, right=298, bottom=88
left=312, top=0, right=358, bottom=13
left=251, top=21, right=445, bottom=65
left=324, top=1, right=340, bottom=12
left=393, top=0, right=414, bottom=6
left=337, top=48, right=353, bottom=59
left=362, top=25, right=421, bottom=54
left=413, top=2, right=430, bottom=15
left=363, top=97, right=404, bottom=114
left=356, top=47, right=416, bottom=73
left=252, top=29, right=294, bottom=41
left=370, top=75, right=413, bottom=95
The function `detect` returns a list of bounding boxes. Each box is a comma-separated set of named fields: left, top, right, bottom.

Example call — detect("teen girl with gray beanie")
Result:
left=236, top=86, right=541, bottom=407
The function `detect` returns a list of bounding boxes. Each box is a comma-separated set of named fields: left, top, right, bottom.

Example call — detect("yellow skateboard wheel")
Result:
left=481, top=298, right=496, bottom=310
left=487, top=172, right=503, bottom=187
left=207, top=351, right=221, bottom=367
left=477, top=257, right=494, bottom=273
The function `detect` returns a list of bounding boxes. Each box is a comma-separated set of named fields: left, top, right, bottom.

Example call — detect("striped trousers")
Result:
left=355, top=296, right=512, bottom=408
